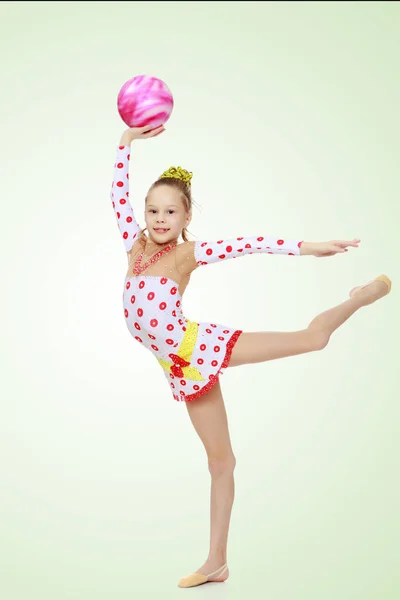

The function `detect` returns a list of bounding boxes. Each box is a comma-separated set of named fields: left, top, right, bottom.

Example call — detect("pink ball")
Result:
left=117, top=75, right=174, bottom=129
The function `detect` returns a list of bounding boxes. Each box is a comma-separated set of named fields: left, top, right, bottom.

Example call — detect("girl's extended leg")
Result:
left=178, top=380, right=233, bottom=587
left=229, top=276, right=390, bottom=367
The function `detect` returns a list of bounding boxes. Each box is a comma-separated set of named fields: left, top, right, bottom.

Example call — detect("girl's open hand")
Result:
left=120, top=125, right=165, bottom=145
left=311, top=238, right=361, bottom=257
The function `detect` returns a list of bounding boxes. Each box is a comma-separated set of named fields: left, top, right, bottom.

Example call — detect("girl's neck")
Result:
left=145, top=236, right=178, bottom=252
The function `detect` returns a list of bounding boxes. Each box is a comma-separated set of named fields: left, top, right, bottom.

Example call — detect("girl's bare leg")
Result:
left=180, top=380, right=233, bottom=584
left=229, top=277, right=390, bottom=367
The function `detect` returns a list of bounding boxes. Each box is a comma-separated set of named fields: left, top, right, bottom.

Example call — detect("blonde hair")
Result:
left=138, top=171, right=194, bottom=248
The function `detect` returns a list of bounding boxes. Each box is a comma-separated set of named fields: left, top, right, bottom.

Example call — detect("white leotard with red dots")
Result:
left=111, top=145, right=303, bottom=402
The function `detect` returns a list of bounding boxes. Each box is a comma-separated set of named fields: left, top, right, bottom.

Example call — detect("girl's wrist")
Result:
left=299, top=242, right=314, bottom=256
left=119, top=132, right=134, bottom=146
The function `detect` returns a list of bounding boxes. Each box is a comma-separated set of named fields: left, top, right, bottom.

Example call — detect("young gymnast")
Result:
left=110, top=125, right=391, bottom=588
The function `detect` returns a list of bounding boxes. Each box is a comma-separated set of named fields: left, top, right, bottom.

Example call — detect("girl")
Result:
left=110, top=125, right=391, bottom=588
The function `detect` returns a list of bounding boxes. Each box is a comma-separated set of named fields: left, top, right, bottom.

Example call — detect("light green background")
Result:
left=1, top=2, right=399, bottom=599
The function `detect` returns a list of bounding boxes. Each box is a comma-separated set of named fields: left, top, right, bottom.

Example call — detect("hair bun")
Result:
left=158, top=166, right=193, bottom=186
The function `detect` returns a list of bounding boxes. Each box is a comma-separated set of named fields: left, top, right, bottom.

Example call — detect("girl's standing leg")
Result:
left=178, top=380, right=233, bottom=585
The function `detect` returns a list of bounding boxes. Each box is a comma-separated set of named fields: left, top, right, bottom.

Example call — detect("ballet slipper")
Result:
left=349, top=274, right=392, bottom=299
left=177, top=563, right=229, bottom=588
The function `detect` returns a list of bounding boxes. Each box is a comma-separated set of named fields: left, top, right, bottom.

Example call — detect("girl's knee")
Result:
left=312, top=331, right=330, bottom=351
left=208, top=454, right=236, bottom=476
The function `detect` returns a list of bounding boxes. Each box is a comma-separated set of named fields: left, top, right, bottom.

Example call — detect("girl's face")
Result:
left=145, top=185, right=191, bottom=244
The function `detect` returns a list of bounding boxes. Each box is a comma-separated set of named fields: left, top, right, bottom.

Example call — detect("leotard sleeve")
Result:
left=110, top=145, right=141, bottom=253
left=193, top=235, right=303, bottom=266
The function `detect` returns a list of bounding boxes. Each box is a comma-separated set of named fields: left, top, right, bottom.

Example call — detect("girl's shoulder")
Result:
left=174, top=241, right=197, bottom=275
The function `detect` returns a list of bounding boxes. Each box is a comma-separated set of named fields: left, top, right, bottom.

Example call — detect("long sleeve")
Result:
left=110, top=145, right=141, bottom=253
left=194, top=234, right=303, bottom=266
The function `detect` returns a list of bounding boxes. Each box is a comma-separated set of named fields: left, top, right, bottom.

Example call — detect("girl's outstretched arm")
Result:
left=193, top=234, right=303, bottom=266
left=110, top=126, right=165, bottom=254
left=180, top=235, right=360, bottom=272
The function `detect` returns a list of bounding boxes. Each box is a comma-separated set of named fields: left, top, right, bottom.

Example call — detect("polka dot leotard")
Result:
left=111, top=145, right=303, bottom=402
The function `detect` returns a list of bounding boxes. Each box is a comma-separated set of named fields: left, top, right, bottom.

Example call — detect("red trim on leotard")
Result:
left=176, top=329, right=243, bottom=402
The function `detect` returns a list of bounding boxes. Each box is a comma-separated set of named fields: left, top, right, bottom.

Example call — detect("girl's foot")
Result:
left=349, top=275, right=391, bottom=306
left=177, top=559, right=229, bottom=588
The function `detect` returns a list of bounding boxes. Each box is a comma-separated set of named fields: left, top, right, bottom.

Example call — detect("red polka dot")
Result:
left=134, top=323, right=140, bottom=330
left=167, top=324, right=174, bottom=331
left=169, top=373, right=174, bottom=379
left=171, top=383, right=175, bottom=388
left=161, top=277, right=167, bottom=284
left=219, top=255, right=226, bottom=259
left=170, top=287, right=177, bottom=295
left=223, top=329, right=229, bottom=334
left=288, top=252, right=294, bottom=255
left=182, top=326, right=186, bottom=332
left=257, top=237, right=264, bottom=241
left=150, top=319, right=158, bottom=328
left=135, top=336, right=142, bottom=343
left=218, top=336, right=225, bottom=341
left=206, top=248, right=213, bottom=255
left=139, top=281, right=145, bottom=289
left=226, top=245, right=232, bottom=252
left=194, top=385, right=200, bottom=391
left=298, top=241, right=303, bottom=248
left=126, top=281, right=131, bottom=289
left=214, top=346, right=220, bottom=352
left=159, top=302, right=167, bottom=311
left=180, top=380, right=186, bottom=386
left=147, top=292, right=155, bottom=301
left=176, top=300, right=181, bottom=308
left=237, top=237, right=244, bottom=240
left=137, top=308, right=143, bottom=317
left=217, top=240, right=223, bottom=244
left=148, top=334, right=156, bottom=340
left=245, top=243, right=251, bottom=248
left=126, top=216, right=132, bottom=223
left=117, top=162, right=123, bottom=169
left=211, top=324, right=217, bottom=328
left=201, top=242, right=207, bottom=247
left=124, top=309, right=128, bottom=318
left=119, top=198, right=126, bottom=205
left=197, top=358, right=204, bottom=365
left=206, top=328, right=212, bottom=334
left=172, top=310, right=177, bottom=317
left=123, top=232, right=128, bottom=239
left=277, top=239, right=284, bottom=245
left=166, top=339, right=174, bottom=345
left=116, top=181, right=124, bottom=187
left=211, top=360, right=218, bottom=367
left=151, top=344, right=159, bottom=351
left=200, top=344, right=206, bottom=351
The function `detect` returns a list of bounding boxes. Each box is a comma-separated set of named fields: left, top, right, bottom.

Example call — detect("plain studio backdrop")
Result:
left=1, top=2, right=399, bottom=600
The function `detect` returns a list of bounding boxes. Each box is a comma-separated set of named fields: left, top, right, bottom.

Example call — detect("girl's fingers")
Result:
left=141, top=125, right=165, bottom=138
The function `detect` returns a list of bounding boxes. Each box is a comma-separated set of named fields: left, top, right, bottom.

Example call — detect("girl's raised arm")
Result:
left=110, top=126, right=165, bottom=254
left=110, top=144, right=141, bottom=254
